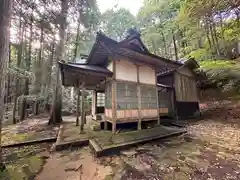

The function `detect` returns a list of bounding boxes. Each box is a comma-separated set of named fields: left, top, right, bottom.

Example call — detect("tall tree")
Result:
left=19, top=8, right=34, bottom=120
left=12, top=4, right=25, bottom=123
left=138, top=0, right=182, bottom=59
left=48, top=0, right=69, bottom=124
left=101, top=8, right=137, bottom=40
left=0, top=0, right=12, bottom=170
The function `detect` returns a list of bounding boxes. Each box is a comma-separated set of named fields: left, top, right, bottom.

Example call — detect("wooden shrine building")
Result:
left=59, top=30, right=200, bottom=133
left=157, top=58, right=200, bottom=119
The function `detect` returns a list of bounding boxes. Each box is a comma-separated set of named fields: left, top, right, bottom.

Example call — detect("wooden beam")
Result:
left=76, top=85, right=80, bottom=126
left=156, top=71, right=160, bottom=125
left=111, top=60, right=117, bottom=133
left=91, top=90, right=97, bottom=119
left=80, top=83, right=85, bottom=134
left=100, top=77, right=113, bottom=85
left=104, top=84, right=109, bottom=130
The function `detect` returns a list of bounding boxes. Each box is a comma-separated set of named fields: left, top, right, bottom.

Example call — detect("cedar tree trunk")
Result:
left=0, top=0, right=12, bottom=170
left=48, top=0, right=69, bottom=125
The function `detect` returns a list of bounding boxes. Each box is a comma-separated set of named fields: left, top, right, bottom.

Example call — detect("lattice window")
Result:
left=116, top=82, right=138, bottom=110
left=158, top=90, right=171, bottom=108
left=97, top=93, right=105, bottom=107
left=105, top=83, right=112, bottom=108
left=141, top=86, right=158, bottom=109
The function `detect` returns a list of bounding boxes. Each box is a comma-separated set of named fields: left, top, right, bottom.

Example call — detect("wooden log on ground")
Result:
left=55, top=139, right=89, bottom=151
left=2, top=137, right=57, bottom=148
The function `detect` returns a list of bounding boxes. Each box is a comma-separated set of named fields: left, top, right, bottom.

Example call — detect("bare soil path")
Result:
left=36, top=147, right=112, bottom=180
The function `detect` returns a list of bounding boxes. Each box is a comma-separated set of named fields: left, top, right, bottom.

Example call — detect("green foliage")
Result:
left=0, top=152, right=44, bottom=180
left=138, top=0, right=240, bottom=60
left=101, top=8, right=137, bottom=40
left=138, top=0, right=185, bottom=58
left=200, top=60, right=235, bottom=70
left=200, top=60, right=240, bottom=93
left=7, top=67, right=34, bottom=81
left=188, top=48, right=212, bottom=61
left=137, top=0, right=240, bottom=94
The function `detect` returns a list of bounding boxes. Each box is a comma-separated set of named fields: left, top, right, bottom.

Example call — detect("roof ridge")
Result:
left=97, top=31, right=118, bottom=44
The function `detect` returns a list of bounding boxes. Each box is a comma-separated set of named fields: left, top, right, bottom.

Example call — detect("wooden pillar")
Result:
left=173, top=73, right=178, bottom=120
left=156, top=72, right=160, bottom=125
left=156, top=87, right=160, bottom=125
left=104, top=120, right=108, bottom=130
left=33, top=100, right=39, bottom=115
left=137, top=65, right=142, bottom=130
left=91, top=90, right=97, bottom=119
left=103, top=83, right=108, bottom=130
left=104, top=85, right=108, bottom=129
left=111, top=60, right=117, bottom=133
left=112, top=81, right=117, bottom=133
left=80, top=85, right=85, bottom=134
left=76, top=86, right=80, bottom=126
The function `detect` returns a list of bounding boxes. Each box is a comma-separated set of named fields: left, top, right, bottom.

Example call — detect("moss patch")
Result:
left=0, top=156, right=44, bottom=180
left=104, top=174, right=114, bottom=180
left=1, top=144, right=50, bottom=180
left=2, top=132, right=35, bottom=145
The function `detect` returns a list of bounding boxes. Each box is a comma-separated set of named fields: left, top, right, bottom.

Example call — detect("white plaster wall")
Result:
left=116, top=60, right=137, bottom=82
left=107, top=62, right=113, bottom=72
left=139, top=66, right=156, bottom=85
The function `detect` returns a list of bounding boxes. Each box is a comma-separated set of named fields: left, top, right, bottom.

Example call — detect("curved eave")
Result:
left=59, top=61, right=113, bottom=88
left=86, top=32, right=117, bottom=66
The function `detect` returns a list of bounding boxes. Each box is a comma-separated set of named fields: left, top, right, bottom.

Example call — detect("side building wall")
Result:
left=174, top=67, right=200, bottom=118
left=105, top=58, right=159, bottom=123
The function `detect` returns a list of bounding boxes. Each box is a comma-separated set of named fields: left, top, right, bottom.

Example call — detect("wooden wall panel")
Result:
left=139, top=66, right=156, bottom=85
left=117, top=108, right=158, bottom=120
left=159, top=108, right=168, bottom=114
left=117, top=110, right=124, bottom=119
left=132, top=110, right=138, bottom=117
left=141, top=109, right=158, bottom=117
left=105, top=109, right=112, bottom=118
left=174, top=73, right=198, bottom=102
left=115, top=109, right=158, bottom=123
left=116, top=60, right=137, bottom=82
left=126, top=110, right=131, bottom=118
left=116, top=110, right=139, bottom=119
